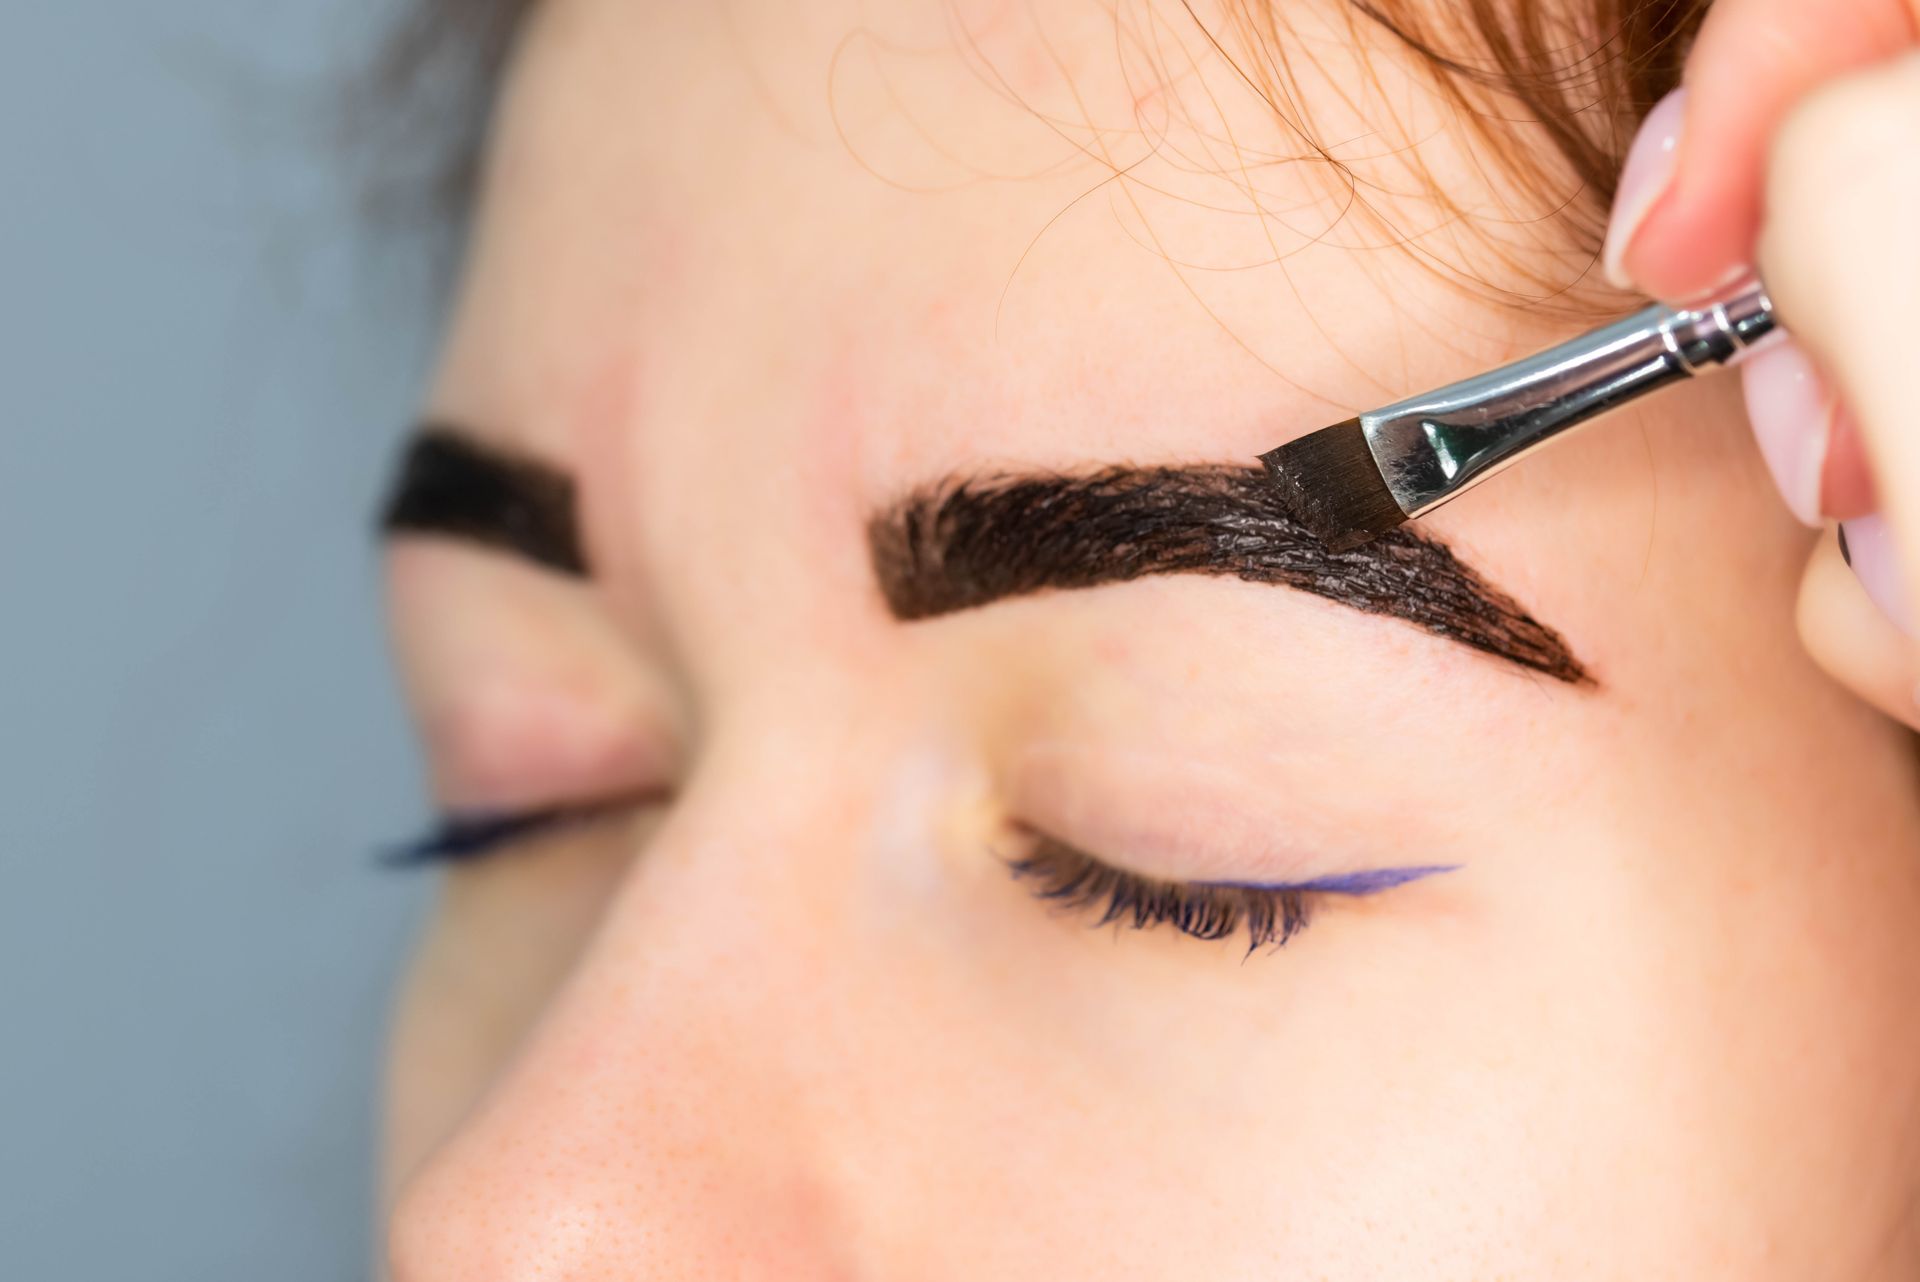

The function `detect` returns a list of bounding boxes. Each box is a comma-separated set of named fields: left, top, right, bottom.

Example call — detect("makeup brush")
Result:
left=1259, top=277, right=1777, bottom=551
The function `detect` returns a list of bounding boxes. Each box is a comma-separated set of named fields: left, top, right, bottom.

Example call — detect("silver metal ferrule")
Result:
left=1361, top=277, right=1776, bottom=518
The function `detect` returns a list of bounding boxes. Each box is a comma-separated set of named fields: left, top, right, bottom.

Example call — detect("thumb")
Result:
left=1760, top=51, right=1920, bottom=726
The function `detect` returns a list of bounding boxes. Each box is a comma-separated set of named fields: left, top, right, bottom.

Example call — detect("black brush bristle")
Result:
left=1258, top=418, right=1406, bottom=551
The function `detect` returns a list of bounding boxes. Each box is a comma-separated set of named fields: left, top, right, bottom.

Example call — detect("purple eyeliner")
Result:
left=1209, top=864, right=1461, bottom=896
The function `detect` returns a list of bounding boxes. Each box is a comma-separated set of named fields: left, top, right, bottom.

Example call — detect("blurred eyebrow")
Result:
left=378, top=426, right=588, bottom=575
left=868, top=466, right=1589, bottom=684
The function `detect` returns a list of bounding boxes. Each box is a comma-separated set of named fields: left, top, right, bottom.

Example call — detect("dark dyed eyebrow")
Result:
left=868, top=466, right=1589, bottom=684
left=379, top=426, right=588, bottom=576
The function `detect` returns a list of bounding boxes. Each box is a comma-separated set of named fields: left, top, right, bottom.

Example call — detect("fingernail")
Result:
left=1739, top=339, right=1832, bottom=527
left=1602, top=89, right=1687, bottom=290
left=1839, top=517, right=1914, bottom=637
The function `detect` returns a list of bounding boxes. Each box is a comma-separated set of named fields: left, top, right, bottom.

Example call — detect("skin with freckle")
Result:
left=379, top=1, right=1920, bottom=1278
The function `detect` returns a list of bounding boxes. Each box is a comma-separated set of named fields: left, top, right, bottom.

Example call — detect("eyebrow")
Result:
left=869, top=467, right=1589, bottom=683
left=379, top=427, right=588, bottom=575
left=380, top=428, right=1589, bottom=684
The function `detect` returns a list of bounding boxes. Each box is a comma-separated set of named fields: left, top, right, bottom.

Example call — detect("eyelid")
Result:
left=419, top=682, right=677, bottom=815
left=387, top=540, right=684, bottom=816
left=1006, top=744, right=1374, bottom=884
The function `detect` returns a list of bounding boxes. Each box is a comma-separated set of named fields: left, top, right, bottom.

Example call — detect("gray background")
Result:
left=2, top=2, right=442, bottom=1277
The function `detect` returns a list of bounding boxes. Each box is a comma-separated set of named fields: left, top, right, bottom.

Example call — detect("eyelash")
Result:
left=1007, top=837, right=1313, bottom=952
left=380, top=804, right=606, bottom=866
left=384, top=811, right=1338, bottom=955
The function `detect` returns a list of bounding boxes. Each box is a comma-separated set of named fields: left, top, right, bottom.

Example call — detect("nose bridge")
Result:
left=388, top=733, right=896, bottom=1282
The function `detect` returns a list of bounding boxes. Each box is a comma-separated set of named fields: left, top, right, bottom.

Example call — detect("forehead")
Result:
left=432, top=0, right=1579, bottom=455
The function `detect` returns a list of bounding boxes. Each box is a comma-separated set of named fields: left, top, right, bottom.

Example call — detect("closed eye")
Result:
left=1007, top=836, right=1458, bottom=953
left=379, top=796, right=660, bottom=867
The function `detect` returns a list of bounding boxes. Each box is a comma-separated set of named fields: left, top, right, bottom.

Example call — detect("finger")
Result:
left=1739, top=338, right=1879, bottom=525
left=1740, top=337, right=1836, bottom=527
left=1821, top=407, right=1879, bottom=519
left=1760, top=52, right=1920, bottom=610
left=1799, top=527, right=1919, bottom=730
left=1605, top=0, right=1917, bottom=299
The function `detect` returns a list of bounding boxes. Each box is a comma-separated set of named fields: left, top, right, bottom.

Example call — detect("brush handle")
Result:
left=1362, top=278, right=1777, bottom=518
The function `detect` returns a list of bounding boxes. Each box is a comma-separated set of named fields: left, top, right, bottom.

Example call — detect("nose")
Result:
left=384, top=773, right=886, bottom=1282
left=388, top=1090, right=858, bottom=1282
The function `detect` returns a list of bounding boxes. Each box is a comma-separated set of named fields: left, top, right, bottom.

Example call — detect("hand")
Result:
left=1603, top=4, right=1920, bottom=730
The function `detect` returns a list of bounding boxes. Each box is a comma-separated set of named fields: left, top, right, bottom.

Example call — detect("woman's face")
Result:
left=380, top=1, right=1920, bottom=1276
